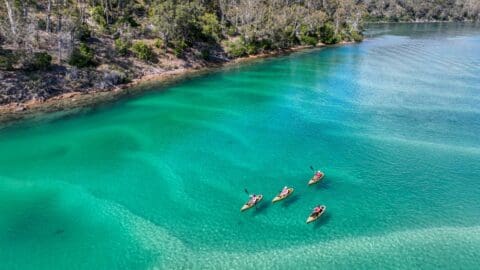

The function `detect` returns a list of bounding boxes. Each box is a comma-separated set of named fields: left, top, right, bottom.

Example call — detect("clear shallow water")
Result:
left=1, top=23, right=480, bottom=269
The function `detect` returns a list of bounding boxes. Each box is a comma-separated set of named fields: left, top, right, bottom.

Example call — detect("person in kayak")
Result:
left=248, top=194, right=258, bottom=205
left=312, top=205, right=323, bottom=216
left=280, top=186, right=289, bottom=196
left=315, top=171, right=323, bottom=177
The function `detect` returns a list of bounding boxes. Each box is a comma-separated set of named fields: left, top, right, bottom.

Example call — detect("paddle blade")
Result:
left=310, top=165, right=314, bottom=171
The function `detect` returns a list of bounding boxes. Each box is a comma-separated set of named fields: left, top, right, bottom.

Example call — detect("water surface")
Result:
left=1, top=23, right=480, bottom=269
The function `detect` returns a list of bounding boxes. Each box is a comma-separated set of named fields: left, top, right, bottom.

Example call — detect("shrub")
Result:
left=0, top=55, right=15, bottom=71
left=200, top=49, right=210, bottom=60
left=245, top=43, right=257, bottom=55
left=171, top=39, right=187, bottom=57
left=226, top=26, right=237, bottom=36
left=299, top=25, right=318, bottom=46
left=114, top=38, right=130, bottom=56
left=131, top=41, right=154, bottom=61
left=37, top=18, right=47, bottom=31
left=91, top=6, right=107, bottom=29
left=194, top=49, right=210, bottom=60
left=69, top=43, right=95, bottom=68
left=301, top=35, right=318, bottom=46
left=258, top=39, right=273, bottom=51
left=319, top=22, right=340, bottom=44
left=225, top=40, right=247, bottom=58
left=199, top=13, right=222, bottom=41
left=350, top=30, right=364, bottom=42
left=133, top=4, right=146, bottom=17
left=76, top=24, right=91, bottom=42
left=0, top=50, right=17, bottom=71
left=117, top=16, right=139, bottom=27
left=154, top=38, right=164, bottom=49
left=103, top=70, right=129, bottom=87
left=24, top=52, right=52, bottom=71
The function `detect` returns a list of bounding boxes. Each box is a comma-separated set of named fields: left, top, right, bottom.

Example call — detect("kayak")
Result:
left=240, top=195, right=263, bottom=212
left=308, top=171, right=325, bottom=185
left=272, top=188, right=294, bottom=203
left=306, top=205, right=326, bottom=224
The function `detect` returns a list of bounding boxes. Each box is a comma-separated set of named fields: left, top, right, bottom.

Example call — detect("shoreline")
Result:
left=0, top=42, right=353, bottom=125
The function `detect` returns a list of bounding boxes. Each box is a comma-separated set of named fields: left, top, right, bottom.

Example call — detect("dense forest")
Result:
left=0, top=0, right=366, bottom=104
left=0, top=0, right=478, bottom=105
left=0, top=0, right=363, bottom=69
left=365, top=0, right=480, bottom=22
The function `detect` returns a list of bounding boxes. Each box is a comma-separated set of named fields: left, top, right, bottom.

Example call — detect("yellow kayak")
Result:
left=272, top=188, right=294, bottom=203
left=240, top=195, right=263, bottom=212
left=306, top=205, right=326, bottom=224
left=308, top=171, right=325, bottom=185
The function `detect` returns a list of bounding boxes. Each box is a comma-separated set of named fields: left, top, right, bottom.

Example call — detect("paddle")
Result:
left=244, top=188, right=259, bottom=209
left=310, top=165, right=315, bottom=172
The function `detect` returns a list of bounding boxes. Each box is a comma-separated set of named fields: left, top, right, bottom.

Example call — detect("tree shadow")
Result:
left=280, top=194, right=300, bottom=208
left=313, top=213, right=332, bottom=229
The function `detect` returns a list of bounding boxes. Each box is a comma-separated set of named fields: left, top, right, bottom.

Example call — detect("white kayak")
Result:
left=272, top=188, right=294, bottom=203
left=306, top=205, right=326, bottom=224
left=240, top=195, right=263, bottom=212
left=308, top=171, right=325, bottom=185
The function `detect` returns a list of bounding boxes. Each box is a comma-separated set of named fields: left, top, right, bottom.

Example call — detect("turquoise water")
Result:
left=1, top=23, right=480, bottom=269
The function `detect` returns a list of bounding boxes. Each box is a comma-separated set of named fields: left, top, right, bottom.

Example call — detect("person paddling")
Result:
left=280, top=186, right=289, bottom=196
left=312, top=205, right=323, bottom=217
left=306, top=205, right=326, bottom=223
left=248, top=194, right=258, bottom=205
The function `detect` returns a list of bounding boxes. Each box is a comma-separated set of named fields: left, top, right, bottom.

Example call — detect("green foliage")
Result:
left=364, top=0, right=477, bottom=22
left=131, top=41, right=154, bottom=61
left=76, top=24, right=91, bottom=42
left=133, top=4, right=147, bottom=17
left=117, top=16, right=139, bottom=27
left=301, top=35, right=318, bottom=46
left=171, top=39, right=188, bottom=57
left=350, top=30, right=363, bottom=42
left=299, top=25, right=319, bottom=46
left=200, top=49, right=210, bottom=60
left=199, top=13, right=222, bottom=41
left=0, top=51, right=16, bottom=71
left=225, top=38, right=272, bottom=58
left=319, top=23, right=340, bottom=44
left=114, top=38, right=130, bottom=56
left=0, top=0, right=378, bottom=74
left=226, top=26, right=237, bottom=36
left=225, top=40, right=247, bottom=58
left=91, top=6, right=107, bottom=28
left=24, top=52, right=52, bottom=71
left=150, top=0, right=205, bottom=47
left=154, top=38, right=164, bottom=49
left=245, top=43, right=257, bottom=55
left=37, top=18, right=47, bottom=31
left=69, top=43, right=95, bottom=68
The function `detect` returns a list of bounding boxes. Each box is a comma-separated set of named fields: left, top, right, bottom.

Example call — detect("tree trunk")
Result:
left=4, top=0, right=17, bottom=35
left=57, top=0, right=63, bottom=63
left=46, top=0, right=52, bottom=32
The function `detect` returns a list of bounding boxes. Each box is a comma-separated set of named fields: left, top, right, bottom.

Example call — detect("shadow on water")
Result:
left=281, top=195, right=300, bottom=208
left=313, top=213, right=332, bottom=229
left=53, top=229, right=65, bottom=235
left=252, top=202, right=270, bottom=216
left=314, top=180, right=331, bottom=190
